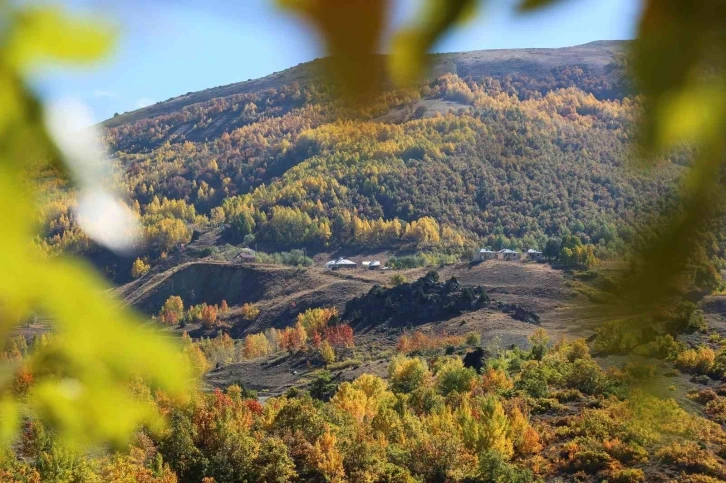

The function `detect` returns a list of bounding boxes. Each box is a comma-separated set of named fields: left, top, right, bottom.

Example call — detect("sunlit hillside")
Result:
left=35, top=41, right=715, bottom=284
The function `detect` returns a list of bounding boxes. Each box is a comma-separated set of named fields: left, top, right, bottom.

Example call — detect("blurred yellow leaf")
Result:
left=0, top=397, right=19, bottom=446
left=657, top=83, right=726, bottom=149
left=0, top=3, right=190, bottom=449
left=6, top=7, right=115, bottom=69
left=277, top=0, right=479, bottom=95
left=0, top=160, right=190, bottom=445
left=31, top=378, right=159, bottom=449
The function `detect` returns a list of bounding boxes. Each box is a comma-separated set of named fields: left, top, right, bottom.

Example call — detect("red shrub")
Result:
left=324, top=324, right=355, bottom=348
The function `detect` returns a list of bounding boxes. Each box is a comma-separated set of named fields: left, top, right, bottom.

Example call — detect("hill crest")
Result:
left=102, top=40, right=628, bottom=129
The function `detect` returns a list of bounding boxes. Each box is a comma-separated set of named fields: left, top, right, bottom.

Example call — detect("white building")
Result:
left=325, top=257, right=357, bottom=270
left=526, top=249, right=544, bottom=262
left=497, top=249, right=521, bottom=261
left=236, top=248, right=256, bottom=262
left=473, top=248, right=497, bottom=262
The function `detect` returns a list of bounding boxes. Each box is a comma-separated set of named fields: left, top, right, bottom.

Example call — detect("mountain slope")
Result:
left=41, top=41, right=708, bottom=283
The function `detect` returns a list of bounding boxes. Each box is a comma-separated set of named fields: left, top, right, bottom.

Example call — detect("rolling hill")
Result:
left=20, top=41, right=726, bottom=483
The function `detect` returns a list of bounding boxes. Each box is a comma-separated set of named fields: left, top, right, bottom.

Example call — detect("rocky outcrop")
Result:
left=343, top=271, right=542, bottom=330
left=493, top=302, right=541, bottom=325
left=343, top=271, right=489, bottom=329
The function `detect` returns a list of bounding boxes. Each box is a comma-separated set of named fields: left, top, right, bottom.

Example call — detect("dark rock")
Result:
left=463, top=348, right=491, bottom=373
left=342, top=272, right=489, bottom=329
left=492, top=302, right=540, bottom=325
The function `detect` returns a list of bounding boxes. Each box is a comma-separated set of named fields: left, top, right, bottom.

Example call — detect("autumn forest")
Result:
left=5, top=36, right=726, bottom=483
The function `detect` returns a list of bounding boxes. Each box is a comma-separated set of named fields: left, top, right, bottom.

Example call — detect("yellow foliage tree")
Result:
left=243, top=333, right=272, bottom=359
left=181, top=332, right=210, bottom=378
left=308, top=425, right=345, bottom=482
left=296, top=307, right=338, bottom=337
left=241, top=303, right=260, bottom=321
left=130, top=258, right=150, bottom=278
left=388, top=355, right=431, bottom=393
left=457, top=396, right=514, bottom=460
left=332, top=374, right=393, bottom=424
left=404, top=216, right=441, bottom=247
left=318, top=340, right=335, bottom=365
left=144, top=218, right=191, bottom=250
left=159, top=296, right=184, bottom=326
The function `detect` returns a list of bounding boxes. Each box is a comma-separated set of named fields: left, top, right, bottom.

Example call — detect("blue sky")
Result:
left=33, top=0, right=642, bottom=123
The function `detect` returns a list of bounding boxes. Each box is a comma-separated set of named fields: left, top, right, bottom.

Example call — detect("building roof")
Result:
left=326, top=257, right=357, bottom=267
left=527, top=249, right=543, bottom=254
left=498, top=249, right=519, bottom=254
left=479, top=248, right=495, bottom=253
left=236, top=248, right=256, bottom=258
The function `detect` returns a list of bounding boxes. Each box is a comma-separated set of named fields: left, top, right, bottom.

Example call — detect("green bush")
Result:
left=566, top=359, right=609, bottom=395
left=477, top=450, right=533, bottom=483
left=309, top=370, right=338, bottom=401
left=566, top=448, right=612, bottom=473
left=517, top=363, right=550, bottom=399
left=388, top=356, right=430, bottom=393
left=256, top=249, right=314, bottom=267
left=465, top=332, right=481, bottom=347
left=608, top=468, right=645, bottom=483
left=435, top=358, right=476, bottom=395
left=390, top=274, right=408, bottom=286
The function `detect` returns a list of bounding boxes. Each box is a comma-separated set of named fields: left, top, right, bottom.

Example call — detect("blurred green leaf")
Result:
left=616, top=0, right=726, bottom=326
left=390, top=0, right=478, bottom=86
left=276, top=0, right=388, bottom=101
left=632, top=0, right=726, bottom=154
left=517, top=0, right=565, bottom=11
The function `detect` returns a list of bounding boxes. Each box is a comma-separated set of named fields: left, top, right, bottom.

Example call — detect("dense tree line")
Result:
left=2, top=328, right=725, bottom=482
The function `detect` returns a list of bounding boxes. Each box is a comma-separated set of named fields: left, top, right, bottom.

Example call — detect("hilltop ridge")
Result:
left=103, top=40, right=628, bottom=128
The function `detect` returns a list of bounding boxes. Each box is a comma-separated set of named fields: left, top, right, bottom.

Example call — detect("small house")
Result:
left=526, top=249, right=544, bottom=262
left=236, top=248, right=256, bottom=262
left=325, top=257, right=357, bottom=270
left=497, top=249, right=521, bottom=261
left=474, top=248, right=496, bottom=262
